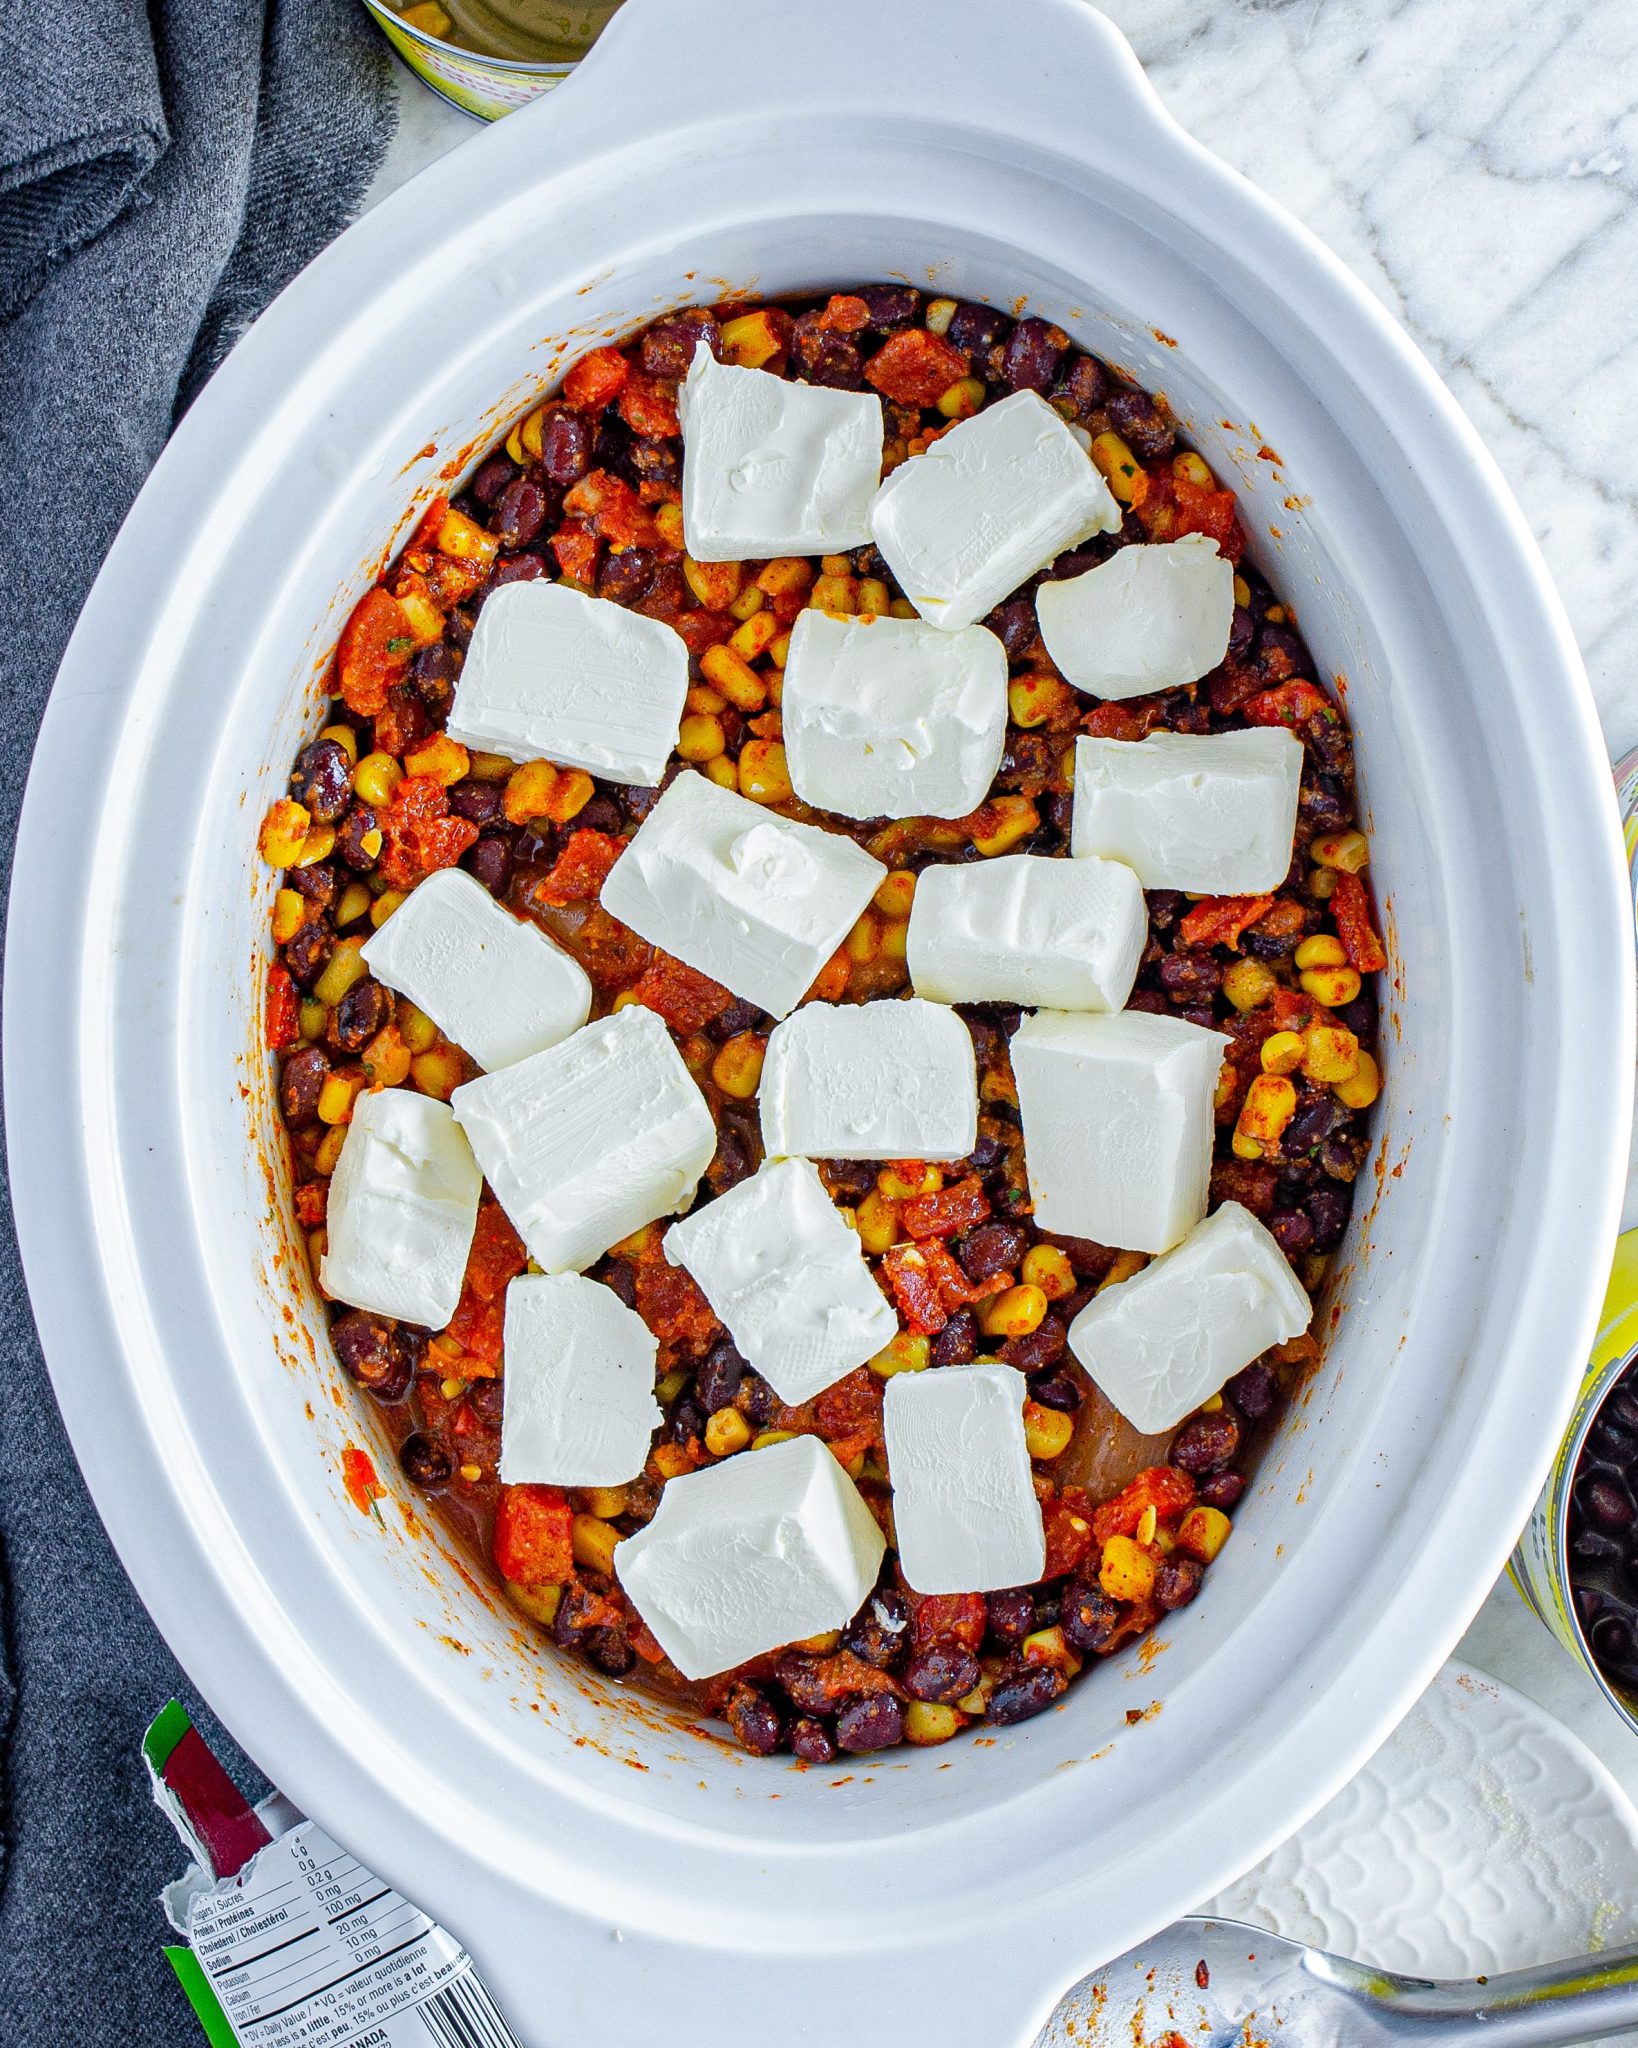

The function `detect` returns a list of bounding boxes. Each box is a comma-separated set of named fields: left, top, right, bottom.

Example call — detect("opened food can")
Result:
left=362, top=1, right=622, bottom=120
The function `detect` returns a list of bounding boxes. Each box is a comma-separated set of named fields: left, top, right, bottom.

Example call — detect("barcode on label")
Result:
left=414, top=1972, right=523, bottom=2048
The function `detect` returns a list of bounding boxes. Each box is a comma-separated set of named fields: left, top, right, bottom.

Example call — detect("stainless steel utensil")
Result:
left=1039, top=1917, right=1638, bottom=2048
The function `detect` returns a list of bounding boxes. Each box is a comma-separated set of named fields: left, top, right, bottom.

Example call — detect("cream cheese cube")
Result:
left=361, top=867, right=591, bottom=1072
left=615, top=1434, right=886, bottom=1680
left=780, top=610, right=1007, bottom=820
left=1012, top=1009, right=1229, bottom=1255
left=883, top=1361, right=1045, bottom=1595
left=498, top=1273, right=662, bottom=1487
left=679, top=342, right=884, bottom=561
left=906, top=853, right=1146, bottom=1013
left=759, top=998, right=977, bottom=1163
left=869, top=391, right=1122, bottom=632
left=1070, top=728, right=1303, bottom=893
left=663, top=1157, right=897, bottom=1404
left=450, top=1005, right=716, bottom=1274
left=1066, top=1201, right=1312, bottom=1434
left=1035, top=536, right=1235, bottom=700
left=445, top=580, right=688, bottom=787
left=598, top=769, right=886, bottom=1018
left=319, top=1089, right=481, bottom=1327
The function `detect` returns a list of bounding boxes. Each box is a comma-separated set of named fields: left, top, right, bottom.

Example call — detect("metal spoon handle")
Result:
left=1325, top=1940, right=1638, bottom=2047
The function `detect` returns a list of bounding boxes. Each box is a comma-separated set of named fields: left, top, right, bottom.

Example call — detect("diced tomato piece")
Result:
left=293, top=1180, right=327, bottom=1230
left=337, top=586, right=415, bottom=717
left=1210, top=1156, right=1279, bottom=1217
left=805, top=948, right=851, bottom=1004
left=1243, top=679, right=1336, bottom=730
left=266, top=963, right=298, bottom=1050
left=865, top=328, right=970, bottom=407
left=341, top=1446, right=383, bottom=1515
left=1040, top=1486, right=1096, bottom=1580
left=1171, top=476, right=1245, bottom=560
left=813, top=1367, right=885, bottom=1448
left=377, top=776, right=479, bottom=891
left=493, top=1484, right=574, bottom=1586
left=1208, top=663, right=1265, bottom=717
left=446, top=1281, right=506, bottom=1366
left=634, top=1258, right=720, bottom=1352
left=672, top=610, right=734, bottom=660
left=816, top=294, right=870, bottom=333
left=466, top=1200, right=526, bottom=1303
left=550, top=517, right=600, bottom=583
left=628, top=1611, right=667, bottom=1664
left=371, top=682, right=432, bottom=760
left=628, top=952, right=733, bottom=1034
left=563, top=468, right=658, bottom=549
left=881, top=1239, right=973, bottom=1335
left=1271, top=985, right=1325, bottom=1035
left=908, top=1590, right=987, bottom=1653
left=563, top=346, right=631, bottom=412
left=900, top=1175, right=991, bottom=1241
left=1090, top=1466, right=1197, bottom=1547
left=1083, top=699, right=1162, bottom=742
left=1329, top=870, right=1387, bottom=974
left=618, top=370, right=681, bottom=438
left=1179, top=894, right=1276, bottom=951
left=406, top=494, right=451, bottom=554
left=532, top=827, right=624, bottom=907
left=780, top=1649, right=902, bottom=1706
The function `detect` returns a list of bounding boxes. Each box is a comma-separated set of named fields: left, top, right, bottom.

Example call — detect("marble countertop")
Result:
left=364, top=0, right=1638, bottom=1844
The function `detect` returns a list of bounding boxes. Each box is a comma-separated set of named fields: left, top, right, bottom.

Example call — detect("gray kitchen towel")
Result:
left=0, top=3, right=395, bottom=2038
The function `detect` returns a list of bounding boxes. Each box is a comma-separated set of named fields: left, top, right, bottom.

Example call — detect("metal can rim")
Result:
left=361, top=0, right=578, bottom=77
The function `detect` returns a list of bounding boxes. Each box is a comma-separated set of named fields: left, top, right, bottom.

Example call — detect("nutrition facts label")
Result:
left=186, top=1821, right=519, bottom=2047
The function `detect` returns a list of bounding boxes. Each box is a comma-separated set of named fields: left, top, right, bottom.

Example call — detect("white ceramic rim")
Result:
left=6, top=5, right=1632, bottom=2043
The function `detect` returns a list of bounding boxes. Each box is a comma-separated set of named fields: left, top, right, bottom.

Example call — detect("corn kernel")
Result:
left=312, top=938, right=368, bottom=1008
left=685, top=685, right=724, bottom=716
left=729, top=583, right=767, bottom=623
left=1172, top=451, right=1215, bottom=487
left=309, top=1227, right=329, bottom=1283
left=873, top=870, right=917, bottom=920
left=677, top=712, right=727, bottom=762
left=756, top=557, right=813, bottom=598
left=1135, top=1504, right=1158, bottom=1547
left=768, top=633, right=792, bottom=669
left=654, top=501, right=686, bottom=549
left=711, top=1032, right=765, bottom=1100
left=398, top=1001, right=438, bottom=1054
left=981, top=1284, right=1049, bottom=1339
left=1232, top=575, right=1252, bottom=609
left=679, top=1032, right=714, bottom=1075
left=811, top=572, right=856, bottom=616
left=878, top=1161, right=941, bottom=1200
left=411, top=1045, right=465, bottom=1100
left=652, top=1442, right=696, bottom=1479
left=353, top=752, right=403, bottom=809
left=258, top=797, right=311, bottom=868
left=856, top=577, right=891, bottom=618
left=738, top=738, right=793, bottom=805
left=313, top=1125, right=347, bottom=1175
left=1301, top=965, right=1362, bottom=1008
left=683, top=558, right=743, bottom=611
left=719, top=308, right=787, bottom=368
left=1099, top=1533, right=1159, bottom=1602
left=319, top=722, right=360, bottom=765
left=1312, top=829, right=1369, bottom=873
left=1021, top=1623, right=1080, bottom=1677
left=1177, top=1505, right=1232, bottom=1563
left=507, top=1581, right=564, bottom=1625
left=1294, top=933, right=1346, bottom=971
left=854, top=1188, right=903, bottom=1254
left=1222, top=957, right=1277, bottom=1012
left=868, top=1331, right=931, bottom=1378
left=655, top=1368, right=689, bottom=1405
left=571, top=1513, right=620, bottom=1577
left=1309, top=865, right=1339, bottom=900
left=368, top=889, right=405, bottom=929
left=466, top=750, right=514, bottom=783
left=403, top=734, right=470, bottom=787
left=888, top=599, right=918, bottom=620
left=878, top=919, right=909, bottom=962
left=817, top=555, right=850, bottom=577
left=299, top=999, right=328, bottom=1043
left=729, top=610, right=780, bottom=663
left=700, top=641, right=767, bottom=711
left=503, top=758, right=558, bottom=823
left=1091, top=431, right=1142, bottom=503
left=316, top=1070, right=366, bottom=1125
left=937, top=376, right=986, bottom=420
left=610, top=1221, right=661, bottom=1260
left=1008, top=672, right=1074, bottom=728
left=543, top=768, right=594, bottom=824
left=903, top=1701, right=964, bottom=1745
left=271, top=888, right=307, bottom=943
left=1098, top=1252, right=1148, bottom=1294
left=1259, top=1030, right=1306, bottom=1076
left=751, top=1429, right=798, bottom=1451
left=793, top=1629, right=843, bottom=1655
left=1335, top=1048, right=1381, bottom=1109
left=1022, top=1244, right=1076, bottom=1299
left=1023, top=1401, right=1075, bottom=1459
left=924, top=297, right=959, bottom=336
left=363, top=1025, right=412, bottom=1087
left=583, top=1485, right=628, bottom=1520
left=1303, top=1024, right=1361, bottom=1085
left=704, top=1408, right=752, bottom=1457
left=293, top=823, right=336, bottom=868
left=971, top=795, right=1039, bottom=857
left=844, top=911, right=880, bottom=965
left=704, top=756, right=738, bottom=788
left=1234, top=1073, right=1297, bottom=1159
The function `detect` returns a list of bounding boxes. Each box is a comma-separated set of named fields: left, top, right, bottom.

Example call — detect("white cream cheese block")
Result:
left=451, top=1005, right=716, bottom=1274
left=869, top=390, right=1122, bottom=633
left=906, top=852, right=1147, bottom=1013
left=598, top=768, right=886, bottom=1018
left=883, top=1361, right=1045, bottom=1595
left=361, top=867, right=592, bottom=1072
left=1070, top=727, right=1304, bottom=893
left=780, top=609, right=1008, bottom=820
left=678, top=341, right=884, bottom=561
left=1066, top=1200, right=1311, bottom=1434
left=1011, top=1008, right=1229, bottom=1255
left=498, top=1272, right=662, bottom=1486
left=663, top=1157, right=897, bottom=1404
left=759, top=997, right=978, bottom=1163
left=444, top=579, right=688, bottom=787
left=615, top=1433, right=887, bottom=1680
left=1035, top=535, right=1236, bottom=699
left=320, top=1088, right=482, bottom=1328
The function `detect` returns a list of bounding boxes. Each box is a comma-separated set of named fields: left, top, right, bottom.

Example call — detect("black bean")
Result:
left=859, top=284, right=920, bottom=330
left=789, top=1716, right=836, bottom=1765
left=1145, top=890, right=1185, bottom=931
left=585, top=1627, right=636, bottom=1677
left=1027, top=1368, right=1082, bottom=1412
left=842, top=1586, right=910, bottom=1669
left=1308, top=1182, right=1351, bottom=1251
left=291, top=738, right=353, bottom=825
left=332, top=1309, right=401, bottom=1391
left=708, top=998, right=764, bottom=1043
left=1608, top=1389, right=1638, bottom=1432
left=947, top=302, right=1010, bottom=358
left=1255, top=623, right=1305, bottom=682
left=987, top=1664, right=1067, bottom=1725
left=1198, top=1470, right=1246, bottom=1509
left=1283, top=1093, right=1343, bottom=1155
left=1159, top=951, right=1221, bottom=1001
left=640, top=309, right=722, bottom=379
left=1002, top=1319, right=1067, bottom=1374
left=1226, top=1362, right=1278, bottom=1419
left=288, top=860, right=338, bottom=907
left=1581, top=1476, right=1636, bottom=1536
left=487, top=480, right=541, bottom=552
left=1336, top=990, right=1378, bottom=1045
left=1052, top=353, right=1107, bottom=420
left=1107, top=388, right=1175, bottom=460
left=668, top=1397, right=704, bottom=1447
left=1572, top=1527, right=1624, bottom=1566
left=1269, top=1209, right=1315, bottom=1257
left=540, top=408, right=593, bottom=485
left=985, top=1588, right=1037, bottom=1646
left=400, top=1432, right=453, bottom=1489
left=1062, top=1581, right=1120, bottom=1654
left=598, top=546, right=657, bottom=606
left=985, top=595, right=1038, bottom=661
left=694, top=1341, right=746, bottom=1414
left=598, top=1258, right=637, bottom=1310
left=792, top=317, right=863, bottom=390
left=464, top=835, right=513, bottom=898
left=958, top=1221, right=1028, bottom=1283
left=1001, top=318, right=1069, bottom=394
left=629, top=435, right=680, bottom=491
left=904, top=1646, right=979, bottom=1704
left=335, top=804, right=380, bottom=872
left=447, top=779, right=505, bottom=826
left=469, top=454, right=517, bottom=507
left=1171, top=1410, right=1241, bottom=1473
left=283, top=920, right=334, bottom=990
left=723, top=1682, right=782, bottom=1755
left=1592, top=1611, right=1637, bottom=1673
left=279, top=1044, right=330, bottom=1125
left=835, top=1694, right=905, bottom=1753
left=468, top=1377, right=504, bottom=1428
left=738, top=1374, right=777, bottom=1428
left=930, top=1311, right=977, bottom=1369
left=328, top=976, right=393, bottom=1055
left=1155, top=1557, right=1204, bottom=1610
